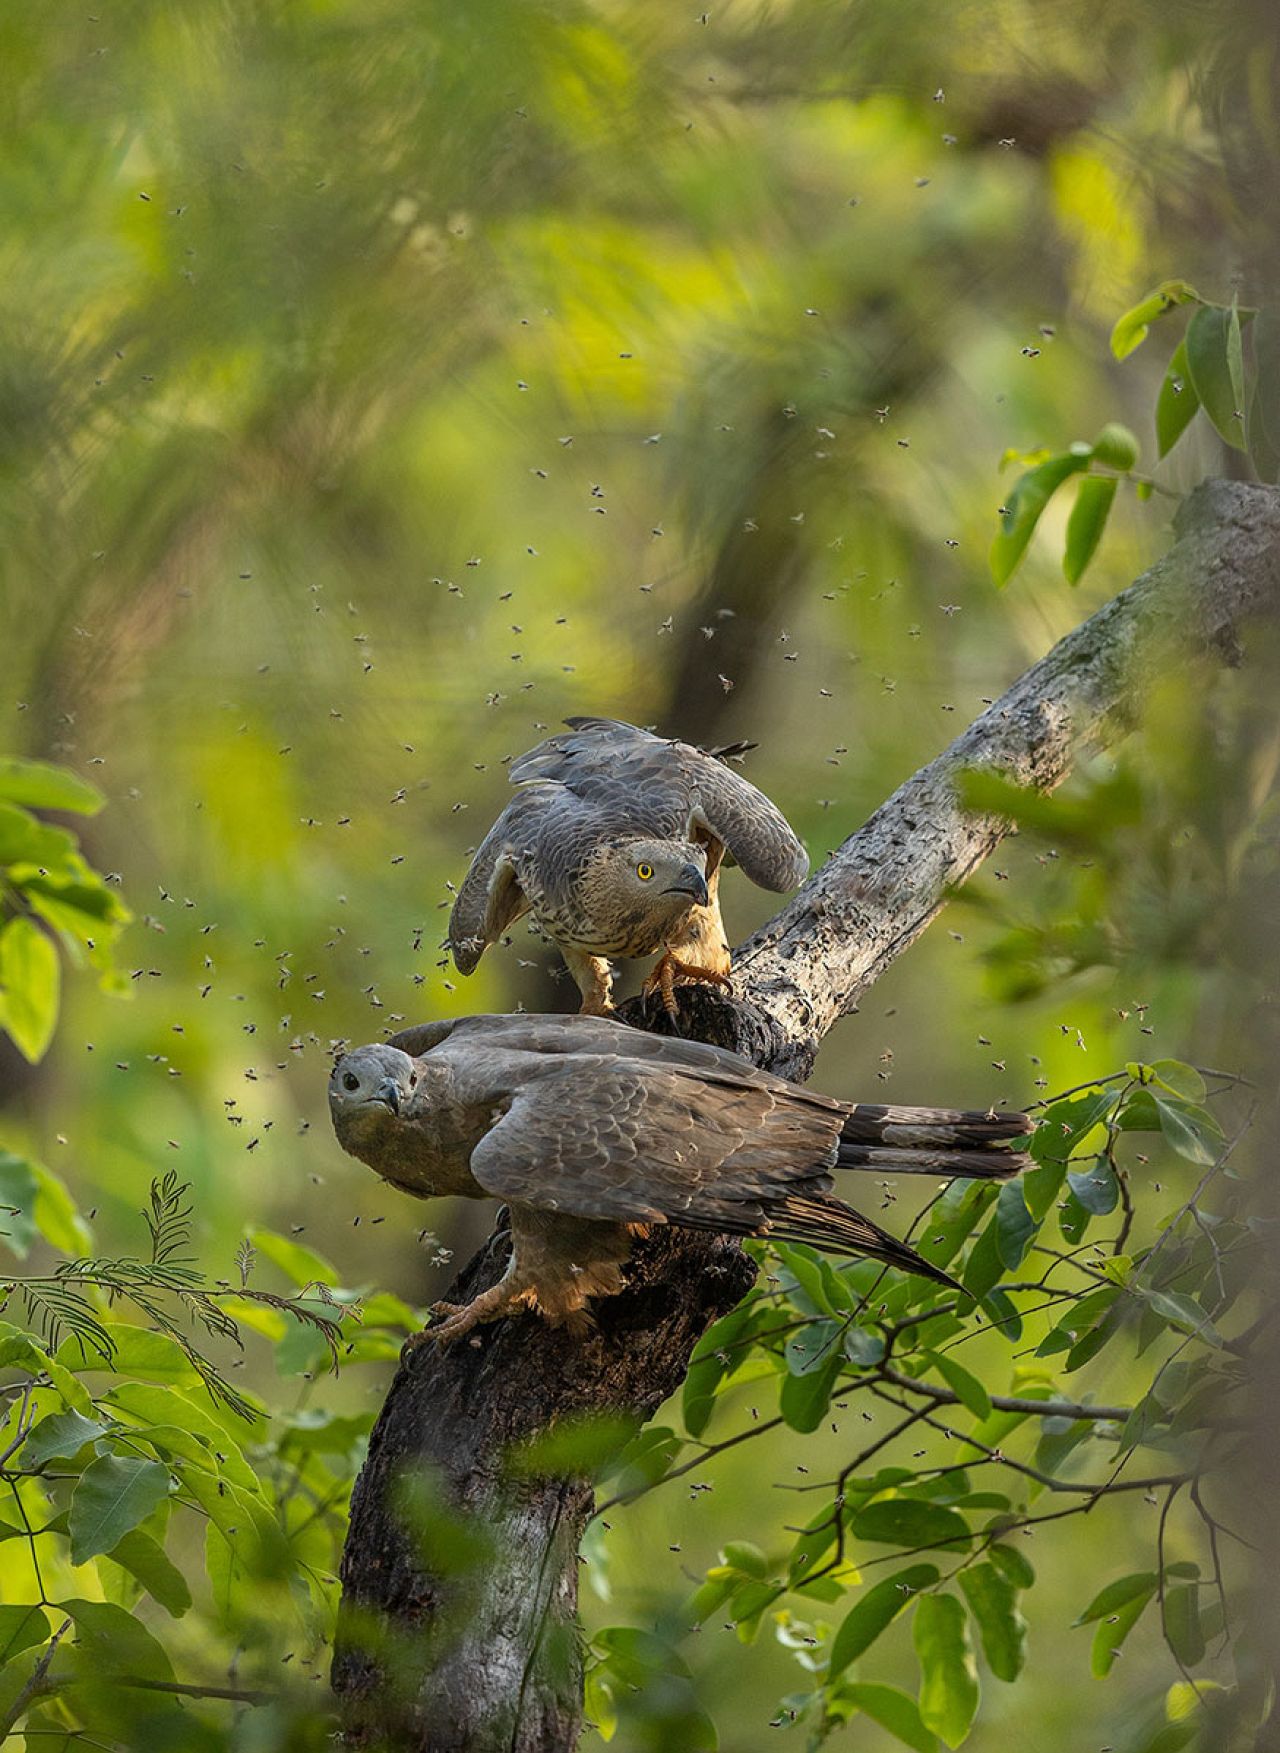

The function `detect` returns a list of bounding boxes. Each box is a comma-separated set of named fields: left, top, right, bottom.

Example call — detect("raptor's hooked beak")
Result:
left=665, top=863, right=709, bottom=907
left=374, top=1076, right=402, bottom=1115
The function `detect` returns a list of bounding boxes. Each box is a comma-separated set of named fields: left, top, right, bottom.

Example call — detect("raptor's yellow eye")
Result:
left=636, top=862, right=654, bottom=881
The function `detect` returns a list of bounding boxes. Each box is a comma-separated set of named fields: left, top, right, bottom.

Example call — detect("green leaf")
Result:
left=839, top=1683, right=938, bottom=1753
left=1152, top=1094, right=1223, bottom=1165
left=993, top=1180, right=1035, bottom=1271
left=68, top=1454, right=172, bottom=1564
left=59, top=1322, right=198, bottom=1387
left=0, top=1150, right=93, bottom=1258
left=828, top=1565, right=940, bottom=1678
left=779, top=1350, right=842, bottom=1433
left=928, top=1354, right=992, bottom=1422
left=108, top=1528, right=192, bottom=1617
left=1185, top=305, right=1247, bottom=449
left=1076, top=1570, right=1158, bottom=1624
left=988, top=1544, right=1035, bottom=1591
left=1110, top=280, right=1199, bottom=359
left=852, top=1499, right=971, bottom=1552
left=1063, top=475, right=1117, bottom=585
left=106, top=1383, right=260, bottom=1490
left=1147, top=1061, right=1206, bottom=1103
left=959, top=1218, right=1004, bottom=1304
left=59, top=1598, right=173, bottom=1683
left=1137, top=1288, right=1220, bottom=1346
left=0, top=1324, right=95, bottom=1414
left=0, top=802, right=76, bottom=869
left=0, top=916, right=61, bottom=1062
left=786, top=1319, right=842, bottom=1377
left=914, top=1593, right=979, bottom=1748
left=22, top=1408, right=108, bottom=1468
left=958, top=1562, right=1026, bottom=1681
left=990, top=451, right=1091, bottom=586
left=1227, top=299, right=1245, bottom=417
left=0, top=758, right=105, bottom=816
left=1155, top=339, right=1201, bottom=458
left=0, top=1604, right=50, bottom=1667
left=1091, top=1582, right=1157, bottom=1677
left=1067, top=1156, right=1120, bottom=1215
left=1089, top=423, right=1139, bottom=470
left=1163, top=1584, right=1204, bottom=1668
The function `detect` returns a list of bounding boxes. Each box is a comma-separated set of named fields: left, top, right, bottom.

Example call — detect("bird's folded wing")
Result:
left=467, top=1063, right=840, bottom=1230
left=448, top=795, right=540, bottom=971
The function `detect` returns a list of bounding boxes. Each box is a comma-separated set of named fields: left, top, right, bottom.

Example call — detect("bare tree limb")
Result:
left=332, top=479, right=1280, bottom=1753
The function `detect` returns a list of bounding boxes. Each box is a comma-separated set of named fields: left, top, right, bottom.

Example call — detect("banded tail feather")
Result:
left=837, top=1102, right=1034, bottom=1180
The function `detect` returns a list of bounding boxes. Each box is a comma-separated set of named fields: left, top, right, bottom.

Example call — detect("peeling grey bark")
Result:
left=332, top=479, right=1280, bottom=1751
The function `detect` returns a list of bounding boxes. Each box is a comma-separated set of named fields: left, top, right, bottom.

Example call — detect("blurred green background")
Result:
left=2, top=1, right=1277, bottom=1746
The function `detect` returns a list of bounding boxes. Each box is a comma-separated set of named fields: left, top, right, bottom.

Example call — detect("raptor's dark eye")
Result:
left=636, top=862, right=653, bottom=881
left=343, top=1072, right=360, bottom=1092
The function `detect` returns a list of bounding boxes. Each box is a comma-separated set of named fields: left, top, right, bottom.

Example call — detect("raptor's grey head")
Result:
left=328, top=1045, right=416, bottom=1136
left=589, top=837, right=709, bottom=921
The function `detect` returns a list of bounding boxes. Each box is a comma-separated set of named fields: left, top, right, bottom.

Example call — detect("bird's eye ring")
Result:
left=343, top=1072, right=360, bottom=1092
left=636, top=862, right=653, bottom=881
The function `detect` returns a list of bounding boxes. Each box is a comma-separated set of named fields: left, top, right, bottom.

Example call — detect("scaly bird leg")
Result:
left=562, top=947, right=614, bottom=1016
left=642, top=952, right=733, bottom=1019
left=412, top=1272, right=537, bottom=1349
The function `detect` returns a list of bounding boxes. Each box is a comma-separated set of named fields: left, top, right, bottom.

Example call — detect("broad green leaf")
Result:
left=1109, top=280, right=1199, bottom=359
left=0, top=803, right=75, bottom=868
left=0, top=1325, right=95, bottom=1414
left=585, top=1668, right=618, bottom=1742
left=1163, top=1584, right=1204, bottom=1668
left=1148, top=1061, right=1206, bottom=1103
left=0, top=758, right=105, bottom=816
left=0, top=916, right=60, bottom=1062
left=1063, top=475, right=1117, bottom=585
left=1155, top=340, right=1201, bottom=457
left=839, top=1683, right=938, bottom=1753
left=0, top=1603, right=49, bottom=1667
left=914, top=1593, right=979, bottom=1748
left=958, top=1562, right=1026, bottom=1681
left=1091, top=1582, right=1157, bottom=1677
left=68, top=1454, right=172, bottom=1564
left=106, top=1382, right=264, bottom=1491
left=1152, top=1094, right=1223, bottom=1165
left=1067, top=1157, right=1120, bottom=1215
left=1089, top=423, right=1139, bottom=470
left=786, top=1319, right=842, bottom=1377
left=1137, top=1288, right=1220, bottom=1345
left=959, top=1218, right=1003, bottom=1304
left=990, top=451, right=1091, bottom=586
left=108, top=1528, right=192, bottom=1617
left=988, top=1544, right=1035, bottom=1591
left=852, top=1499, right=971, bottom=1552
left=780, top=1351, right=842, bottom=1433
left=0, top=1149, right=93, bottom=1258
left=60, top=1597, right=173, bottom=1683
left=59, top=1322, right=199, bottom=1387
left=1227, top=299, right=1245, bottom=417
left=928, top=1354, right=992, bottom=1422
left=1031, top=1087, right=1118, bottom=1168
left=683, top=1304, right=764, bottom=1437
left=22, top=1408, right=108, bottom=1467
left=1076, top=1570, right=1158, bottom=1624
left=994, top=1180, right=1035, bottom=1270
left=1185, top=305, right=1247, bottom=449
left=828, top=1565, right=940, bottom=1678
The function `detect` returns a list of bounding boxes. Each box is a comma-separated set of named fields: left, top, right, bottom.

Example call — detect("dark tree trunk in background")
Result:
left=332, top=482, right=1280, bottom=1751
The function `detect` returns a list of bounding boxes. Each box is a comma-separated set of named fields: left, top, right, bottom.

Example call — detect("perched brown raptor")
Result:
left=447, top=717, right=808, bottom=1015
left=328, top=1012, right=1035, bottom=1344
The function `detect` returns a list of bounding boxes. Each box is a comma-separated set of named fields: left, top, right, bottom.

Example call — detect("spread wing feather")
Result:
left=507, top=717, right=809, bottom=892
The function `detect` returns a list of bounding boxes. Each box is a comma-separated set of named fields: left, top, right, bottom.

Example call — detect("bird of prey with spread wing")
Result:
left=447, top=717, right=808, bottom=1016
left=329, top=1013, right=1034, bottom=1344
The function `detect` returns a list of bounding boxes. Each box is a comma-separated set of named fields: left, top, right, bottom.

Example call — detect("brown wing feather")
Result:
left=447, top=799, right=538, bottom=973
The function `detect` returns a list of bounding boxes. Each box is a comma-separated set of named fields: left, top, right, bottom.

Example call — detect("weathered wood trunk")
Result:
left=332, top=481, right=1280, bottom=1752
